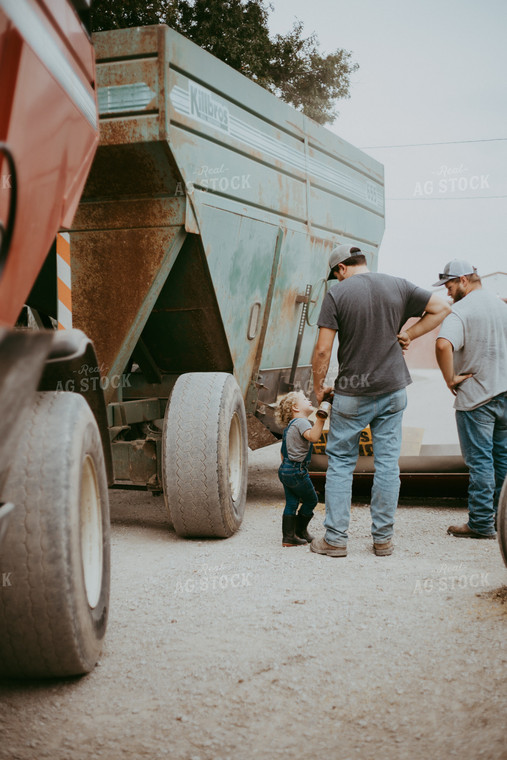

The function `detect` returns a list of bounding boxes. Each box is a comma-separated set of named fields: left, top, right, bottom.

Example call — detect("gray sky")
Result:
left=268, top=0, right=507, bottom=289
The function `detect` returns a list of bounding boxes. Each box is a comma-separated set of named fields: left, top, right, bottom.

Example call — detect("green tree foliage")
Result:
left=90, top=0, right=358, bottom=124
left=90, top=0, right=170, bottom=29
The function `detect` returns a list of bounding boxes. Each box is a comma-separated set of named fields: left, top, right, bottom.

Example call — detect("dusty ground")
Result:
left=0, top=442, right=506, bottom=760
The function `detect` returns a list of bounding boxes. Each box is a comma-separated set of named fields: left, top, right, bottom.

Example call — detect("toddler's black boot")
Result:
left=295, top=513, right=314, bottom=542
left=282, top=515, right=307, bottom=547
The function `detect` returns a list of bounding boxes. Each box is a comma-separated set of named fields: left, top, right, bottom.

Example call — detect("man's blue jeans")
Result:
left=456, top=392, right=507, bottom=536
left=324, top=388, right=407, bottom=546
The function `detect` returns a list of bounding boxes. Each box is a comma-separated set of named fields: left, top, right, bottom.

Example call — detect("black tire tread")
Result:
left=0, top=392, right=110, bottom=678
left=163, top=373, right=247, bottom=538
left=498, top=476, right=507, bottom=568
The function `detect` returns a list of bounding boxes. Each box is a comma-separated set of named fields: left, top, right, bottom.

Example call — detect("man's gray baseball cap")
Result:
left=327, top=244, right=362, bottom=280
left=433, top=259, right=477, bottom=287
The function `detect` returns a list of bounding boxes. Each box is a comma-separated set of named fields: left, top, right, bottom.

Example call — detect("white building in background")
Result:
left=481, top=271, right=507, bottom=301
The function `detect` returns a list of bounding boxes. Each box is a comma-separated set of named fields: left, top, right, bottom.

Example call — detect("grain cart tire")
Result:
left=498, top=475, right=507, bottom=568
left=0, top=392, right=110, bottom=678
left=162, top=372, right=248, bottom=538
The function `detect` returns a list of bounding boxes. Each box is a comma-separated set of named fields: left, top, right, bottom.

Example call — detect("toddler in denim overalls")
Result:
left=275, top=391, right=326, bottom=546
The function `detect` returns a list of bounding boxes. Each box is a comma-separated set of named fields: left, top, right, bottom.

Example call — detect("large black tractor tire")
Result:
left=162, top=372, right=248, bottom=538
left=0, top=392, right=110, bottom=678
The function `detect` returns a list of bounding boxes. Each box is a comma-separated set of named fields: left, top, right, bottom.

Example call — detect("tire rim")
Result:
left=80, top=455, right=103, bottom=608
left=228, top=412, right=243, bottom=505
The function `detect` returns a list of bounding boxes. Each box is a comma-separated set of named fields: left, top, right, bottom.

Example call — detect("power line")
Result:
left=387, top=194, right=507, bottom=201
left=361, top=138, right=507, bottom=149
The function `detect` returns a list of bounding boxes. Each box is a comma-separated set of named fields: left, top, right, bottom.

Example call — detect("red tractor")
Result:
left=0, top=0, right=111, bottom=677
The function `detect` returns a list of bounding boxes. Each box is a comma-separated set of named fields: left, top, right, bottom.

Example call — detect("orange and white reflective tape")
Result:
left=56, top=232, right=72, bottom=330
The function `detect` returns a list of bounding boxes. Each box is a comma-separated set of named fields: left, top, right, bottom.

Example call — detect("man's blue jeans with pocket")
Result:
left=455, top=392, right=507, bottom=536
left=324, top=388, right=407, bottom=546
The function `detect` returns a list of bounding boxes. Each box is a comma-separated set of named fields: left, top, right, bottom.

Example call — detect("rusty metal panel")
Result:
left=73, top=196, right=185, bottom=231
left=93, top=25, right=168, bottom=145
left=93, top=26, right=160, bottom=61
left=246, top=413, right=277, bottom=450
left=72, top=27, right=185, bottom=402
left=82, top=143, right=180, bottom=199
left=112, top=439, right=158, bottom=487
left=99, top=115, right=161, bottom=147
left=70, top=226, right=186, bottom=402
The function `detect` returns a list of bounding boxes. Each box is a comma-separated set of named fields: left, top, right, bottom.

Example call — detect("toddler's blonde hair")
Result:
left=275, top=391, right=302, bottom=428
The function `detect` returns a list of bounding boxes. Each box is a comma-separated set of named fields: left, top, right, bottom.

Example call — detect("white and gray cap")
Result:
left=433, top=259, right=477, bottom=287
left=327, top=244, right=362, bottom=280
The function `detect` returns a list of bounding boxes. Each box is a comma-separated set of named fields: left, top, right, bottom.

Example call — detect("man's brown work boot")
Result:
left=373, top=538, right=394, bottom=556
left=447, top=524, right=496, bottom=539
left=310, top=536, right=347, bottom=557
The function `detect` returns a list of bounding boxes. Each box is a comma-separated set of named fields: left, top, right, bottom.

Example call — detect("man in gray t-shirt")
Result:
left=435, top=259, right=507, bottom=539
left=310, top=244, right=450, bottom=558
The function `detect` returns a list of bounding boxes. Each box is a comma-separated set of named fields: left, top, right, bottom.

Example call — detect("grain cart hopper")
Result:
left=69, top=24, right=385, bottom=538
left=0, top=0, right=111, bottom=678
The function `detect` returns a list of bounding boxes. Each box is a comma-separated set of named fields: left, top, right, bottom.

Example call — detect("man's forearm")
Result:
left=312, top=348, right=331, bottom=397
left=406, top=307, right=450, bottom=341
left=405, top=294, right=451, bottom=343
left=435, top=338, right=473, bottom=395
left=435, top=338, right=455, bottom=386
left=312, top=328, right=336, bottom=402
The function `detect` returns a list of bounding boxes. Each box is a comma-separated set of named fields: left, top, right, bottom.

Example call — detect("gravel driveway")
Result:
left=1, top=443, right=505, bottom=760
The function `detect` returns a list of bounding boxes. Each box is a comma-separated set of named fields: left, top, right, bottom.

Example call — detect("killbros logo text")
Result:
left=189, top=83, right=229, bottom=133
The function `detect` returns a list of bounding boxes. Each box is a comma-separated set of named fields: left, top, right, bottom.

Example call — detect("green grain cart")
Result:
left=70, top=24, right=385, bottom=538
